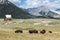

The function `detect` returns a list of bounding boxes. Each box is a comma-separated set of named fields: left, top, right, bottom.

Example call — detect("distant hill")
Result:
left=0, top=0, right=33, bottom=19
left=25, top=6, right=60, bottom=18
left=25, top=6, right=49, bottom=16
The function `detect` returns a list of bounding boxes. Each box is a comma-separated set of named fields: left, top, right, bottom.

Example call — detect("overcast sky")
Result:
left=8, top=0, right=60, bottom=9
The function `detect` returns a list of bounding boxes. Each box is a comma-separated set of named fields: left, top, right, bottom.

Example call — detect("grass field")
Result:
left=0, top=18, right=60, bottom=40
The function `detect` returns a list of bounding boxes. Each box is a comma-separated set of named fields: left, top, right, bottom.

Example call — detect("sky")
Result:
left=8, top=0, right=60, bottom=10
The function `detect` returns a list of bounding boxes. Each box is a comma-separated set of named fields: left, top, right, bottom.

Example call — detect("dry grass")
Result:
left=0, top=18, right=60, bottom=40
left=0, top=30, right=60, bottom=40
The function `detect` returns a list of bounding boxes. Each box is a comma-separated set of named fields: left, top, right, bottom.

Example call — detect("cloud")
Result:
left=48, top=0, right=60, bottom=8
left=9, top=0, right=21, bottom=4
left=19, top=0, right=42, bottom=9
left=19, top=0, right=50, bottom=9
left=20, top=0, right=60, bottom=9
left=8, top=0, right=60, bottom=9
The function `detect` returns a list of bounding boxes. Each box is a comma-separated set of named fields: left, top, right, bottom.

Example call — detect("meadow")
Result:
left=0, top=18, right=60, bottom=40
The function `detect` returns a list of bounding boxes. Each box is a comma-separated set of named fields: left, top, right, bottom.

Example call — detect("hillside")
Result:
left=0, top=1, right=33, bottom=19
left=25, top=6, right=60, bottom=18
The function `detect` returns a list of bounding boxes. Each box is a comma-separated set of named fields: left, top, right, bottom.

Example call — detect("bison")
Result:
left=40, top=29, right=46, bottom=34
left=29, top=29, right=38, bottom=34
left=15, top=29, right=23, bottom=33
left=49, top=31, right=52, bottom=33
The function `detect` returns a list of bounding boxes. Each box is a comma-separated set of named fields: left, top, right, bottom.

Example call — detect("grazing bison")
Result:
left=15, top=30, right=23, bottom=33
left=40, top=29, right=46, bottom=34
left=29, top=29, right=38, bottom=34
left=49, top=31, right=52, bottom=33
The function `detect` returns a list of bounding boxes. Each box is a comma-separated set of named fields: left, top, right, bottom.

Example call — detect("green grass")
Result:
left=0, top=18, right=60, bottom=40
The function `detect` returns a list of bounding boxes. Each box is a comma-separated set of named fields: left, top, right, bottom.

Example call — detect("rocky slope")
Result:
left=25, top=6, right=60, bottom=18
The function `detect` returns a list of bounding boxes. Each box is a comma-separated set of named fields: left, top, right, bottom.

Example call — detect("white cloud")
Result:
left=19, top=0, right=51, bottom=9
left=19, top=0, right=42, bottom=9
left=48, top=0, right=60, bottom=8
left=20, top=0, right=60, bottom=9
left=8, top=0, right=60, bottom=9
left=9, top=0, right=21, bottom=3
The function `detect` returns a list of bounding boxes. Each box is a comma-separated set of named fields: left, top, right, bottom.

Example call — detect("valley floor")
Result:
left=0, top=18, right=60, bottom=40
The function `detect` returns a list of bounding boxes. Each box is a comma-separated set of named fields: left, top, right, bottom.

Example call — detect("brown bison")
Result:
left=29, top=29, right=38, bottom=34
left=40, top=29, right=46, bottom=34
left=49, top=31, right=52, bottom=33
left=15, top=29, right=23, bottom=33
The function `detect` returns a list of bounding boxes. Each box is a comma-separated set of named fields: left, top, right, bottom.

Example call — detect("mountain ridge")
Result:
left=25, top=6, right=60, bottom=18
left=0, top=0, right=33, bottom=19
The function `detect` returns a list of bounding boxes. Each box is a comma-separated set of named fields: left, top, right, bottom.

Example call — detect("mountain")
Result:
left=56, top=9, right=60, bottom=12
left=25, top=6, right=50, bottom=16
left=25, top=6, right=60, bottom=18
left=0, top=0, right=33, bottom=19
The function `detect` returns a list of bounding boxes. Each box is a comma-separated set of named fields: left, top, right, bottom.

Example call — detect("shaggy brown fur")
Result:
left=49, top=31, right=52, bottom=33
left=29, top=29, right=38, bottom=34
left=40, top=29, right=46, bottom=34
left=15, top=30, right=23, bottom=33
